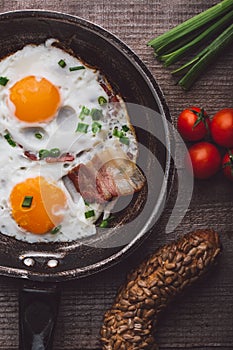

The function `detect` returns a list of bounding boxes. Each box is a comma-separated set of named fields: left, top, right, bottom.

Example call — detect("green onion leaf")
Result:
left=92, top=121, right=102, bottom=134
left=122, top=125, right=129, bottom=132
left=119, top=136, right=130, bottom=146
left=39, top=149, right=50, bottom=159
left=51, top=225, right=62, bottom=234
left=22, top=196, right=33, bottom=208
left=84, top=200, right=90, bottom=206
left=99, top=219, right=109, bottom=228
left=98, top=96, right=107, bottom=106
left=76, top=122, right=89, bottom=133
left=90, top=108, right=103, bottom=121
left=178, top=23, right=233, bottom=90
left=0, top=77, right=9, bottom=86
left=69, top=66, right=85, bottom=71
left=160, top=10, right=233, bottom=67
left=85, top=210, right=95, bottom=219
left=50, top=148, right=61, bottom=158
left=35, top=132, right=43, bottom=139
left=58, top=59, right=66, bottom=68
left=113, top=127, right=124, bottom=138
left=148, top=0, right=233, bottom=52
left=4, top=133, right=16, bottom=147
left=79, top=106, right=90, bottom=120
left=147, top=0, right=233, bottom=90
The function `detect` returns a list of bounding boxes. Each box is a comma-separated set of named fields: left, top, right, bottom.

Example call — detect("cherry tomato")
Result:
left=177, top=106, right=210, bottom=141
left=210, top=108, right=233, bottom=148
left=222, top=149, right=233, bottom=181
left=186, top=142, right=221, bottom=179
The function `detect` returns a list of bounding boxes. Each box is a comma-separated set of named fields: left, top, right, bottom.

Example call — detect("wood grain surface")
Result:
left=0, top=0, right=233, bottom=349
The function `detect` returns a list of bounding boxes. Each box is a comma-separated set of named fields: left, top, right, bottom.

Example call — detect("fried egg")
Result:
left=0, top=39, right=139, bottom=243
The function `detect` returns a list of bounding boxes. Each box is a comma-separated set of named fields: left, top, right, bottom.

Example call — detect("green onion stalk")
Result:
left=148, top=0, right=233, bottom=90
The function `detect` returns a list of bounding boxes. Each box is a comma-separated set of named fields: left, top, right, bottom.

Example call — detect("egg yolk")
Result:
left=9, top=76, right=60, bottom=123
left=10, top=176, right=67, bottom=235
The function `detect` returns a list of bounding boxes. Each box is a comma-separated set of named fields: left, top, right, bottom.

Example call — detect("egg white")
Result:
left=0, top=39, right=138, bottom=243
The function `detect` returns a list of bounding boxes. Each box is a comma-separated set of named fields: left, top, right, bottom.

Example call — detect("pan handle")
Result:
left=19, top=286, right=60, bottom=350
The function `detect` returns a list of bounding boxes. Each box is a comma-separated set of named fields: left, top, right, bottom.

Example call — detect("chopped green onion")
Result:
left=22, top=196, right=33, bottom=208
left=113, top=126, right=130, bottom=144
left=99, top=216, right=114, bottom=228
left=76, top=122, right=89, bottom=133
left=92, top=121, right=102, bottom=134
left=120, top=136, right=130, bottom=146
left=51, top=225, right=62, bottom=234
left=85, top=210, right=95, bottom=219
left=79, top=106, right=90, bottom=120
left=35, top=132, right=43, bottom=139
left=90, top=108, right=103, bottom=121
left=4, top=133, right=16, bottom=147
left=0, top=76, right=9, bottom=86
left=98, top=96, right=107, bottom=106
left=99, top=219, right=109, bottom=228
left=69, top=66, right=85, bottom=71
left=122, top=125, right=129, bottom=132
left=84, top=200, right=90, bottom=206
left=39, top=149, right=50, bottom=159
left=39, top=148, right=61, bottom=159
left=58, top=59, right=66, bottom=68
left=50, top=148, right=61, bottom=158
left=113, top=127, right=124, bottom=138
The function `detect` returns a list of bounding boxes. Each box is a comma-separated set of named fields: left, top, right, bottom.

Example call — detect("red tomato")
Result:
left=210, top=108, right=233, bottom=148
left=177, top=106, right=210, bottom=141
left=222, top=150, right=233, bottom=181
left=186, top=142, right=221, bottom=179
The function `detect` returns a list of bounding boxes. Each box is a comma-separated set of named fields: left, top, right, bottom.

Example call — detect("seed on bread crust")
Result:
left=100, top=229, right=221, bottom=350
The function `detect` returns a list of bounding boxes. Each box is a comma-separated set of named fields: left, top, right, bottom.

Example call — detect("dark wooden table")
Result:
left=0, top=1, right=232, bottom=349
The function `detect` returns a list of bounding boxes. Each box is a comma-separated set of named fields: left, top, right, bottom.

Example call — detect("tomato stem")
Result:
left=191, top=108, right=209, bottom=134
left=223, top=150, right=233, bottom=177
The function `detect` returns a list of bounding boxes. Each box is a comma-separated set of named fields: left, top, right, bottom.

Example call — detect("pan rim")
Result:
left=0, top=9, right=173, bottom=282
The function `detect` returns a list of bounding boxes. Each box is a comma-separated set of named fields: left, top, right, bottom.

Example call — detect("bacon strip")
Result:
left=24, top=151, right=37, bottom=161
left=46, top=153, right=75, bottom=163
left=99, top=81, right=119, bottom=102
left=68, top=148, right=145, bottom=203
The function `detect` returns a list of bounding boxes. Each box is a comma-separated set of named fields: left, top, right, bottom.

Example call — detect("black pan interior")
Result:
left=0, top=11, right=172, bottom=282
